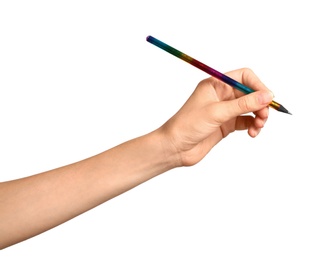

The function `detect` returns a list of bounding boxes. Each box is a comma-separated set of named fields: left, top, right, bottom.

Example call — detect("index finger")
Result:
left=225, top=67, right=272, bottom=96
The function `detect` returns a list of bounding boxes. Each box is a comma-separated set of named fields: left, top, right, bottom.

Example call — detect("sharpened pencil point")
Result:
left=278, top=104, right=292, bottom=115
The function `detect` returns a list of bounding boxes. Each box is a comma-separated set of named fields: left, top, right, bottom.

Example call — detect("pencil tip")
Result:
left=278, top=104, right=292, bottom=115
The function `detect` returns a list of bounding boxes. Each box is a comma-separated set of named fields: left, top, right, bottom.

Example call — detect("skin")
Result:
left=0, top=68, right=273, bottom=249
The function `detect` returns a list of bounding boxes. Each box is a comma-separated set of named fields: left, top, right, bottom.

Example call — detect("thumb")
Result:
left=217, top=91, right=274, bottom=122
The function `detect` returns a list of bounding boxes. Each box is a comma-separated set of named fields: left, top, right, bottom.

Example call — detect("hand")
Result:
left=159, top=68, right=274, bottom=167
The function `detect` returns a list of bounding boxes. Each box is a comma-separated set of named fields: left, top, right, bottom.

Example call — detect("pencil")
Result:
left=146, top=35, right=291, bottom=115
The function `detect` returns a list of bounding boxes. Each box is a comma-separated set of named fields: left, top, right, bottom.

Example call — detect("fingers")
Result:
left=214, top=90, right=274, bottom=123
left=190, top=69, right=273, bottom=139
left=225, top=68, right=273, bottom=136
left=233, top=105, right=269, bottom=138
left=248, top=112, right=268, bottom=137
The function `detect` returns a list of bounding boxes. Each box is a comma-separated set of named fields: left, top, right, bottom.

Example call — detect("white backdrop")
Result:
left=1, top=1, right=331, bottom=259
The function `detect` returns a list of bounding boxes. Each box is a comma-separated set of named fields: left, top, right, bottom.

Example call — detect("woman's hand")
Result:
left=159, top=68, right=274, bottom=167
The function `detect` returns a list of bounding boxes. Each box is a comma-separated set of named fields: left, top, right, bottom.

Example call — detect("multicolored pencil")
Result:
left=146, top=35, right=291, bottom=115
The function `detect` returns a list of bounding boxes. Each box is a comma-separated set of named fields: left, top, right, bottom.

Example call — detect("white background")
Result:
left=0, top=1, right=331, bottom=259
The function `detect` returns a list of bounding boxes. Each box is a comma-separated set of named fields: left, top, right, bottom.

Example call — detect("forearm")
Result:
left=0, top=129, right=177, bottom=249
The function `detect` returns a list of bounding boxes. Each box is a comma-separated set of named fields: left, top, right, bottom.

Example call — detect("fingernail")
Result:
left=259, top=91, right=274, bottom=105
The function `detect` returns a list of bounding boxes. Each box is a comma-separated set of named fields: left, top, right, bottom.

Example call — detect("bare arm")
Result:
left=0, top=131, right=176, bottom=249
left=0, top=69, right=273, bottom=249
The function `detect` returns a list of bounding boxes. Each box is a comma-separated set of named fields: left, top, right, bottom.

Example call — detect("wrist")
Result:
left=152, top=127, right=182, bottom=170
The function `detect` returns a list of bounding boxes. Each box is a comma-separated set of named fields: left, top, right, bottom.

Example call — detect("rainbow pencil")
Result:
left=146, top=35, right=291, bottom=115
